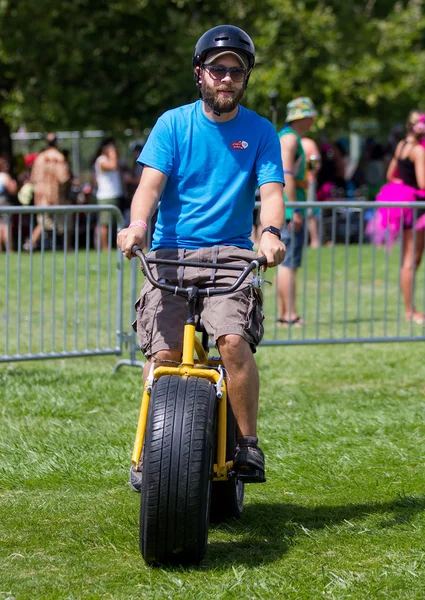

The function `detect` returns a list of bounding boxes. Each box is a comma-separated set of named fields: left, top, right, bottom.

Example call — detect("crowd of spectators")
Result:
left=0, top=125, right=410, bottom=253
left=314, top=136, right=393, bottom=203
left=299, top=133, right=401, bottom=246
left=0, top=133, right=145, bottom=252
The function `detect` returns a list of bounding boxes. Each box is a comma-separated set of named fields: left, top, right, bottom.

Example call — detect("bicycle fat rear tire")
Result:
left=140, top=375, right=216, bottom=565
left=210, top=399, right=245, bottom=522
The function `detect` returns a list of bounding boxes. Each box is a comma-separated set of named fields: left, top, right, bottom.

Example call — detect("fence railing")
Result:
left=1, top=201, right=425, bottom=369
left=114, top=200, right=425, bottom=370
left=0, top=205, right=124, bottom=363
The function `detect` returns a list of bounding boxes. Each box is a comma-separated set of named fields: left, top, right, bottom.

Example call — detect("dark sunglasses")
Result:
left=203, top=65, right=247, bottom=83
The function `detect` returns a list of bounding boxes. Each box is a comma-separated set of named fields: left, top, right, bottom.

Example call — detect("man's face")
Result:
left=305, top=116, right=314, bottom=131
left=300, top=116, right=314, bottom=134
left=199, top=54, right=246, bottom=114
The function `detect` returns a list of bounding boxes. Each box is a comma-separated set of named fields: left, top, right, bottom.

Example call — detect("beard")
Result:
left=200, top=79, right=245, bottom=114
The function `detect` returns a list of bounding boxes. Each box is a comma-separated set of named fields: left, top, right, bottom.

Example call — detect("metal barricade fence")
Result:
left=2, top=201, right=425, bottom=369
left=115, top=200, right=425, bottom=370
left=0, top=205, right=124, bottom=363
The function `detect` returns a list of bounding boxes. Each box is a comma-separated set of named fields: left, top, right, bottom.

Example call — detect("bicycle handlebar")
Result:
left=131, top=246, right=267, bottom=297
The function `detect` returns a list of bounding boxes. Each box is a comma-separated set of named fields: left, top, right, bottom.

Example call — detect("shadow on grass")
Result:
left=198, top=495, right=425, bottom=569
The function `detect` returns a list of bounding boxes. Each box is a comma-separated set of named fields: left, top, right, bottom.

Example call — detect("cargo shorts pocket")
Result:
left=132, top=286, right=152, bottom=354
left=245, top=287, right=265, bottom=347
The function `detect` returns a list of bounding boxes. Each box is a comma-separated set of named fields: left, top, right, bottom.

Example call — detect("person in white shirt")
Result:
left=93, top=138, right=124, bottom=250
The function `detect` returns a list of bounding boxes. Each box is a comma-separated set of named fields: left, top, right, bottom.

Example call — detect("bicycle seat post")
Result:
left=181, top=286, right=199, bottom=367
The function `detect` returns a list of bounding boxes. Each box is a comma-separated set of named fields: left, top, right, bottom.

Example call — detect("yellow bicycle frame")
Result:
left=131, top=324, right=230, bottom=481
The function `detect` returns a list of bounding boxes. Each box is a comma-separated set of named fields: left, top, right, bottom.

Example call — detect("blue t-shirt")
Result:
left=138, top=100, right=284, bottom=250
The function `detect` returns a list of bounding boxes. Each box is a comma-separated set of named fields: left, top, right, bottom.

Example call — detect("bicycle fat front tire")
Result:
left=140, top=375, right=216, bottom=565
left=210, top=398, right=245, bottom=522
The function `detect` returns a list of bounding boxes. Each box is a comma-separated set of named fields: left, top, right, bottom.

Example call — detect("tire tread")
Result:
left=140, top=376, right=216, bottom=564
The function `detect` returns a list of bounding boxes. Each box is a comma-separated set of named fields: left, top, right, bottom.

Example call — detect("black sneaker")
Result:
left=129, top=465, right=142, bottom=492
left=129, top=451, right=144, bottom=492
left=233, top=436, right=266, bottom=483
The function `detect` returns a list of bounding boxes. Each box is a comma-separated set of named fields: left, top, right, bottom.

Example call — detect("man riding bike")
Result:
left=118, top=24, right=286, bottom=483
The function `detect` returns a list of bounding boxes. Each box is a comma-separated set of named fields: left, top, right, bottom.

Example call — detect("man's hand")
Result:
left=117, top=226, right=146, bottom=259
left=288, top=211, right=303, bottom=233
left=258, top=231, right=286, bottom=268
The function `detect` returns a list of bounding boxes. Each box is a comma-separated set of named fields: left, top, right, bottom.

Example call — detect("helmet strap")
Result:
left=202, top=93, right=221, bottom=117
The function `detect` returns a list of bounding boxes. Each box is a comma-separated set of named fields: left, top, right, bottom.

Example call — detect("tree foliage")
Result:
left=1, top=0, right=425, bottom=135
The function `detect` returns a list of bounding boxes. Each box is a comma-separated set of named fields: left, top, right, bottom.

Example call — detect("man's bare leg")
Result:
left=277, top=264, right=298, bottom=321
left=217, top=334, right=259, bottom=436
left=142, top=350, right=182, bottom=381
left=144, top=340, right=259, bottom=435
left=30, top=224, right=43, bottom=248
left=217, top=334, right=265, bottom=482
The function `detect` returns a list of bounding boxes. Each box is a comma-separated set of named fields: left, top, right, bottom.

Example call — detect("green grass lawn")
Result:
left=2, top=342, right=425, bottom=599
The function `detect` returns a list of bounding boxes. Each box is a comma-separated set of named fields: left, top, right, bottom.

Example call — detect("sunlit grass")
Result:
left=1, top=342, right=425, bottom=599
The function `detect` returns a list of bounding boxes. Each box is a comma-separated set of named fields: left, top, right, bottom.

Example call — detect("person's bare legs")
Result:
left=100, top=224, right=109, bottom=251
left=142, top=339, right=259, bottom=437
left=217, top=334, right=259, bottom=436
left=217, top=333, right=265, bottom=482
left=142, top=350, right=182, bottom=381
left=30, top=224, right=43, bottom=248
left=308, top=215, right=319, bottom=248
left=277, top=264, right=299, bottom=322
left=401, top=229, right=425, bottom=322
left=0, top=224, right=7, bottom=251
left=94, top=224, right=109, bottom=251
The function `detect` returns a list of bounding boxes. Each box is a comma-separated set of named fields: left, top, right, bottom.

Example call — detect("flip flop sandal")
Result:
left=276, top=316, right=304, bottom=326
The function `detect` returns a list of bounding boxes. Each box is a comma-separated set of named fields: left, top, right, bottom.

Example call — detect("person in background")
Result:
left=364, top=143, right=386, bottom=201
left=93, top=138, right=124, bottom=250
left=277, top=97, right=317, bottom=326
left=27, top=133, right=70, bottom=251
left=368, top=110, right=425, bottom=325
left=17, top=155, right=37, bottom=247
left=301, top=136, right=321, bottom=248
left=122, top=142, right=145, bottom=227
left=315, top=141, right=347, bottom=246
left=316, top=142, right=346, bottom=201
left=0, top=157, right=18, bottom=251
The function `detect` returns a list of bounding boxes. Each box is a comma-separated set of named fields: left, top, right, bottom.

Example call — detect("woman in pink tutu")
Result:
left=370, top=110, right=425, bottom=324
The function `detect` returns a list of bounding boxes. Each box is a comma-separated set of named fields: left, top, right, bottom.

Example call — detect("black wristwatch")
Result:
left=261, top=226, right=281, bottom=239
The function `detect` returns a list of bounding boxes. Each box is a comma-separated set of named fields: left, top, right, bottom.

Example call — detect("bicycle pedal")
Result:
left=233, top=468, right=266, bottom=484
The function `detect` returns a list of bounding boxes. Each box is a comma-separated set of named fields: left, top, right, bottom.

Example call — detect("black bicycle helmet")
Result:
left=193, top=25, right=255, bottom=88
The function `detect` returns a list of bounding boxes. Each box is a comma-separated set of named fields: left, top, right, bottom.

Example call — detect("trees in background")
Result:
left=1, top=0, right=425, bottom=145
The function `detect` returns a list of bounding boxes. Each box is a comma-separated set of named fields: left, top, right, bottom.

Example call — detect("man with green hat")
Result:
left=277, top=96, right=317, bottom=325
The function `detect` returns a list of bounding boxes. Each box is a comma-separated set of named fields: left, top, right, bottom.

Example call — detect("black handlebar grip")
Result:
left=257, top=255, right=268, bottom=266
left=132, top=245, right=142, bottom=256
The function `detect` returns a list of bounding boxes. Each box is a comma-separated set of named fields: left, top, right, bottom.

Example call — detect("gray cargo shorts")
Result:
left=133, top=246, right=264, bottom=358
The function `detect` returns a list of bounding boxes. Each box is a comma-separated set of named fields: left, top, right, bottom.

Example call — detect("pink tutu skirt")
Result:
left=366, top=182, right=425, bottom=246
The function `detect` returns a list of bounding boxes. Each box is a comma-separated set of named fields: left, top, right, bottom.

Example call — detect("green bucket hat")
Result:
left=285, top=96, right=317, bottom=123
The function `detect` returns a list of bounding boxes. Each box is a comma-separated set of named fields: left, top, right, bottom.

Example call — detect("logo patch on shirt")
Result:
left=231, top=140, right=249, bottom=150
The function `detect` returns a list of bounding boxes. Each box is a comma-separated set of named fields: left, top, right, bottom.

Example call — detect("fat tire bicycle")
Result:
left=130, top=246, right=267, bottom=565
